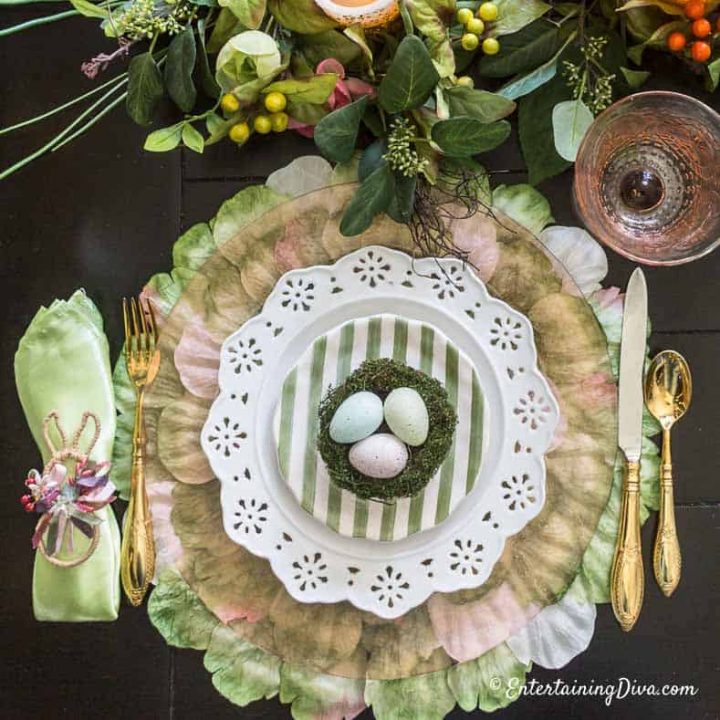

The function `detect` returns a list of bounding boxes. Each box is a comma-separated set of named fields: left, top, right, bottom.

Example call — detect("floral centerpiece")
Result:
left=3, top=0, right=720, bottom=236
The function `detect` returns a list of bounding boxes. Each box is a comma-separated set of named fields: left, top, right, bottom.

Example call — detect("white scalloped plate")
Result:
left=202, top=247, right=559, bottom=619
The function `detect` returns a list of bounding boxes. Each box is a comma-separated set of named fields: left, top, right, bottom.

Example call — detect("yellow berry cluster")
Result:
left=220, top=91, right=290, bottom=145
left=457, top=2, right=500, bottom=56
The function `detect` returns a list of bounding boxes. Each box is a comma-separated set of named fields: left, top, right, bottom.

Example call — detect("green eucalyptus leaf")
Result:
left=498, top=52, right=559, bottom=100
left=387, top=173, right=417, bottom=224
left=286, top=99, right=328, bottom=124
left=479, top=19, right=562, bottom=77
left=627, top=19, right=684, bottom=64
left=405, top=0, right=455, bottom=42
left=620, top=66, right=650, bottom=89
left=205, top=112, right=225, bottom=134
left=196, top=18, right=221, bottom=99
left=298, top=29, right=362, bottom=67
left=454, top=46, right=476, bottom=74
left=378, top=35, right=440, bottom=113
left=622, top=5, right=667, bottom=41
left=165, top=28, right=197, bottom=113
left=126, top=52, right=164, bottom=126
left=69, top=0, right=108, bottom=18
left=205, top=114, right=239, bottom=144
left=518, top=74, right=572, bottom=185
left=707, top=57, right=720, bottom=91
left=267, top=0, right=338, bottom=33
left=207, top=7, right=243, bottom=53
left=291, top=52, right=316, bottom=78
left=218, top=0, right=266, bottom=28
left=144, top=124, right=183, bottom=152
left=489, top=0, right=551, bottom=37
left=340, top=164, right=394, bottom=236
left=344, top=24, right=374, bottom=70
left=314, top=96, right=369, bottom=163
left=445, top=86, right=516, bottom=123
left=358, top=139, right=387, bottom=181
left=431, top=117, right=511, bottom=157
left=405, top=0, right=456, bottom=77
left=263, top=74, right=337, bottom=104
left=552, top=99, right=593, bottom=162
left=182, top=123, right=205, bottom=153
left=362, top=104, right=384, bottom=137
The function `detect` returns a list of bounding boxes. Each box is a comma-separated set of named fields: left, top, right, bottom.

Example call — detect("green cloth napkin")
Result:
left=15, top=290, right=120, bottom=622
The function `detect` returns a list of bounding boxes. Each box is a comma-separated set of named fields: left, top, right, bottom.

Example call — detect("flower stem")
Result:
left=0, top=8, right=79, bottom=36
left=0, top=73, right=128, bottom=137
left=0, top=77, right=128, bottom=181
left=0, top=0, right=69, bottom=4
left=52, top=90, right=127, bottom=151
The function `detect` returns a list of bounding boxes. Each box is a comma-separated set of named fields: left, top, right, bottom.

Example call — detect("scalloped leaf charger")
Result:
left=109, top=178, right=661, bottom=719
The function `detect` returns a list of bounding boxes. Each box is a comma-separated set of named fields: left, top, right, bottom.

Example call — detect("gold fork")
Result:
left=120, top=297, right=160, bottom=606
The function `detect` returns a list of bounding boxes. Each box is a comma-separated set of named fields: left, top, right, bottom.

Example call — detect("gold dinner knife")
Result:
left=611, top=267, right=648, bottom=632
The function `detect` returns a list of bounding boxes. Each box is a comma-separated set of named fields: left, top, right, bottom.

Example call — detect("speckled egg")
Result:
left=329, top=391, right=383, bottom=444
left=348, top=433, right=409, bottom=479
left=383, top=387, right=429, bottom=447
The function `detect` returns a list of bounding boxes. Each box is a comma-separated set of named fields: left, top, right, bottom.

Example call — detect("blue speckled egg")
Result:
left=329, top=391, right=383, bottom=444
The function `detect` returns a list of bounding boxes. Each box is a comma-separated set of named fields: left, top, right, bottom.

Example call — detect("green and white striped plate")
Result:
left=273, top=314, right=485, bottom=541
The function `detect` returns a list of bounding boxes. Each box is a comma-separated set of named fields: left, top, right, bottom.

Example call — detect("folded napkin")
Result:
left=15, top=290, right=120, bottom=621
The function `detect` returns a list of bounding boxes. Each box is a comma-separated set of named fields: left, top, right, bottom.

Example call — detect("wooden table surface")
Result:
left=1, top=10, right=718, bottom=720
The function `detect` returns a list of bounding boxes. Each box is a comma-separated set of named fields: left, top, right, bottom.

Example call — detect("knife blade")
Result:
left=618, top=267, right=648, bottom=461
left=611, top=266, right=648, bottom=632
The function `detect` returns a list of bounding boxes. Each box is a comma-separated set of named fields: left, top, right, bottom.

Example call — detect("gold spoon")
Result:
left=644, top=350, right=692, bottom=597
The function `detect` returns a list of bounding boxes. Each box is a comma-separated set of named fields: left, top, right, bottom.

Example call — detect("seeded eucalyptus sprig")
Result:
left=111, top=0, right=196, bottom=40
left=562, top=35, right=616, bottom=115
left=383, top=117, right=429, bottom=178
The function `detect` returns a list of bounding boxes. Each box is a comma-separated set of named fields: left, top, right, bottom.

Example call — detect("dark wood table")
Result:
left=1, top=10, right=718, bottom=720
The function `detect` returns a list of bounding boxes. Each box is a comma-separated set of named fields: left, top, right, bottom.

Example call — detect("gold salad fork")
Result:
left=120, top=297, right=160, bottom=606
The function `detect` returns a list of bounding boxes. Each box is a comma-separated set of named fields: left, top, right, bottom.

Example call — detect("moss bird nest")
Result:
left=317, top=358, right=457, bottom=502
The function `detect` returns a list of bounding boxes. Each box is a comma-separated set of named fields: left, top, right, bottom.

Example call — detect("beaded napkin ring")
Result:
left=20, top=411, right=117, bottom=568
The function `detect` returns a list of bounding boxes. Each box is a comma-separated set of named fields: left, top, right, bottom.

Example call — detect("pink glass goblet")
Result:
left=573, top=91, right=720, bottom=266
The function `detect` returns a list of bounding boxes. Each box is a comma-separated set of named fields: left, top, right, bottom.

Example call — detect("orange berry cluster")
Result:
left=666, top=0, right=717, bottom=63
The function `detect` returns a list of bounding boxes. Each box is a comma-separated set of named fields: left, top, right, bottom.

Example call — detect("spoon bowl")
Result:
left=645, top=350, right=692, bottom=429
left=644, top=349, right=692, bottom=597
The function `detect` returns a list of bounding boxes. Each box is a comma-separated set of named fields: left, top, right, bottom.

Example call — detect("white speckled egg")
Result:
left=349, top=433, right=409, bottom=479
left=383, top=387, right=429, bottom=447
left=329, top=391, right=383, bottom=444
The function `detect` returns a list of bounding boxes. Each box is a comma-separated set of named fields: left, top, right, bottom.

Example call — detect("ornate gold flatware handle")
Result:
left=654, top=429, right=681, bottom=596
left=611, top=459, right=644, bottom=632
left=120, top=393, right=156, bottom=606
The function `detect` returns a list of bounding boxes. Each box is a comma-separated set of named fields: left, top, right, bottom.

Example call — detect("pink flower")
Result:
left=289, top=59, right=376, bottom=138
